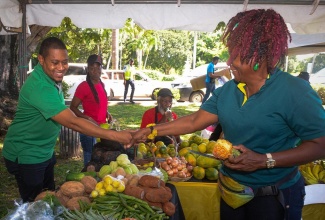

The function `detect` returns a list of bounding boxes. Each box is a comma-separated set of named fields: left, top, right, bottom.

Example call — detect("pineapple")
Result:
left=212, top=139, right=233, bottom=160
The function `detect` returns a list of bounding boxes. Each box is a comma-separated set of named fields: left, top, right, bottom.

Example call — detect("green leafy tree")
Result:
left=46, top=18, right=112, bottom=67
left=147, top=30, right=192, bottom=74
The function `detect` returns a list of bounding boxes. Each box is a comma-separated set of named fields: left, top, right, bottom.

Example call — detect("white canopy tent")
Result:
left=1, top=1, right=325, bottom=34
left=1, top=0, right=325, bottom=87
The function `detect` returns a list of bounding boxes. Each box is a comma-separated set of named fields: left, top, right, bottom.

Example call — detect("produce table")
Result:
left=167, top=180, right=325, bottom=220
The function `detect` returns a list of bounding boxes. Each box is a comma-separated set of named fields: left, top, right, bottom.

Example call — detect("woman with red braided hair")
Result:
left=132, top=9, right=325, bottom=220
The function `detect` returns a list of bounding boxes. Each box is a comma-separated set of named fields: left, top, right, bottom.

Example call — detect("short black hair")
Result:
left=39, top=37, right=67, bottom=58
left=213, top=56, right=220, bottom=61
left=298, top=71, right=310, bottom=82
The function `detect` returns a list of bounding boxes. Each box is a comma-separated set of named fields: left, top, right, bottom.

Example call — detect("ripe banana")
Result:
left=300, top=162, right=325, bottom=185
left=318, top=170, right=325, bottom=181
left=311, top=164, right=321, bottom=179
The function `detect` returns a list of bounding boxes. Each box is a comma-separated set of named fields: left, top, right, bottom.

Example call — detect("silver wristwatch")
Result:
left=266, top=153, right=276, bottom=168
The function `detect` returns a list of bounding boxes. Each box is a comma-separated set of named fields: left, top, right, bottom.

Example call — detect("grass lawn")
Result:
left=0, top=101, right=200, bottom=218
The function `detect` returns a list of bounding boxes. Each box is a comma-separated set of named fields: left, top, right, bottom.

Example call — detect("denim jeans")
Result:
left=202, top=82, right=215, bottom=104
left=4, top=154, right=56, bottom=202
left=220, top=175, right=305, bottom=220
left=124, top=79, right=135, bottom=101
left=80, top=133, right=96, bottom=166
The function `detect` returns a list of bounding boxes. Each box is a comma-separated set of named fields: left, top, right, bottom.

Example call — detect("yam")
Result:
left=163, top=202, right=176, bottom=216
left=80, top=176, right=97, bottom=194
left=124, top=185, right=145, bottom=199
left=66, top=196, right=90, bottom=210
left=144, top=188, right=172, bottom=203
left=34, top=190, right=56, bottom=201
left=60, top=181, right=85, bottom=197
left=138, top=175, right=165, bottom=188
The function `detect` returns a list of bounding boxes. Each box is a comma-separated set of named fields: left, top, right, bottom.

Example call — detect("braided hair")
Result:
left=86, top=71, right=107, bottom=104
left=222, top=9, right=291, bottom=73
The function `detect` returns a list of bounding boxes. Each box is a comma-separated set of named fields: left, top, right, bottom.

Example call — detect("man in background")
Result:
left=202, top=56, right=220, bottom=104
left=123, top=59, right=136, bottom=103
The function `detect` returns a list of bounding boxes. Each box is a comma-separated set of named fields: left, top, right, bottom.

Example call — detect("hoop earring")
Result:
left=253, top=63, right=259, bottom=71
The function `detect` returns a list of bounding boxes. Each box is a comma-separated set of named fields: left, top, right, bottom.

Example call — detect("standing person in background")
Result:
left=2, top=37, right=132, bottom=203
left=202, top=56, right=219, bottom=104
left=70, top=54, right=112, bottom=167
left=123, top=59, right=135, bottom=104
left=297, top=71, right=310, bottom=83
left=132, top=9, right=325, bottom=220
left=140, top=88, right=180, bottom=145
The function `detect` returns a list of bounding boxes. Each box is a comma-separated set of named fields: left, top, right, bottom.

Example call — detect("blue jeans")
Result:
left=4, top=154, right=56, bottom=202
left=220, top=175, right=305, bottom=220
left=202, top=82, right=215, bottom=104
left=80, top=133, right=96, bottom=166
left=124, top=80, right=135, bottom=101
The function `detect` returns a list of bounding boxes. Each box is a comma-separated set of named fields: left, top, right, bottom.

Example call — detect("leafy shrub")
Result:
left=312, top=84, right=325, bottom=105
left=316, top=87, right=325, bottom=105
left=162, top=75, right=176, bottom=81
left=62, top=81, right=71, bottom=99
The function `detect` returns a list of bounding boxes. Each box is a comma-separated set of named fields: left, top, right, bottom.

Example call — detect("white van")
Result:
left=171, top=62, right=229, bottom=102
left=101, top=69, right=172, bottom=100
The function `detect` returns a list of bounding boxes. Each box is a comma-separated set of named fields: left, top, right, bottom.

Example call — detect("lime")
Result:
left=155, top=141, right=165, bottom=148
left=138, top=143, right=148, bottom=155
left=198, top=143, right=207, bottom=153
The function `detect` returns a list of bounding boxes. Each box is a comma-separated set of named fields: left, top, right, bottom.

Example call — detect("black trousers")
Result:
left=4, top=154, right=56, bottom=202
left=124, top=79, right=135, bottom=101
left=220, top=176, right=305, bottom=220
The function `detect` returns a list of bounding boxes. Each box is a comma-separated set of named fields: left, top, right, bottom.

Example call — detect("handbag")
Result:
left=218, top=172, right=254, bottom=209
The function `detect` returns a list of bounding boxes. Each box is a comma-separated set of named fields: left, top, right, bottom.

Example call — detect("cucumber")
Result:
left=66, top=172, right=85, bottom=181
left=82, top=171, right=97, bottom=178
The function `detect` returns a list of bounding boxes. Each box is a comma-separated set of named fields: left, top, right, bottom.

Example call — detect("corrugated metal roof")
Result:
left=29, top=0, right=325, bottom=5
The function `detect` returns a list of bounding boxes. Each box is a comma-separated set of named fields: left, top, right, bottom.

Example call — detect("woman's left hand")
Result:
left=223, top=145, right=266, bottom=172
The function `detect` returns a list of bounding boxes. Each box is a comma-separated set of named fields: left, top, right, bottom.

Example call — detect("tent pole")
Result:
left=18, top=0, right=28, bottom=88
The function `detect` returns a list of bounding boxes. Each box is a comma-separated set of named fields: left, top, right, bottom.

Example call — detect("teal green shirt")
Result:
left=3, top=63, right=67, bottom=164
left=201, top=69, right=325, bottom=189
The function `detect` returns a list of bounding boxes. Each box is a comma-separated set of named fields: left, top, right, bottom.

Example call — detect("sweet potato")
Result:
left=124, top=185, right=145, bottom=199
left=80, top=176, right=97, bottom=194
left=66, top=196, right=91, bottom=210
left=138, top=175, right=165, bottom=188
left=163, top=201, right=176, bottom=216
left=60, top=181, right=85, bottom=198
left=144, top=188, right=172, bottom=203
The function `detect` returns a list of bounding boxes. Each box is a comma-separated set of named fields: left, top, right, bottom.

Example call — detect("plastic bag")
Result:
left=3, top=199, right=65, bottom=220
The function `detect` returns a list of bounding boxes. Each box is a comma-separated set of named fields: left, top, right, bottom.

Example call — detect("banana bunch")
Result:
left=299, top=161, right=325, bottom=185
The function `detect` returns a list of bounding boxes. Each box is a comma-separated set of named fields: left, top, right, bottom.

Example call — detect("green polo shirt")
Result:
left=3, top=63, right=67, bottom=164
left=201, top=69, right=325, bottom=189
